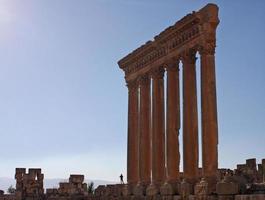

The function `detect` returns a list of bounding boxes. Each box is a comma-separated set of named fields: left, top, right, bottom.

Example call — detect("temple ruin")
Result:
left=0, top=3, right=264, bottom=200
left=118, top=3, right=219, bottom=195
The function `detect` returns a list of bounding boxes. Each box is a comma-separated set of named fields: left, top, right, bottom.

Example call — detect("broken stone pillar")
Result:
left=127, top=79, right=140, bottom=186
left=182, top=49, right=199, bottom=185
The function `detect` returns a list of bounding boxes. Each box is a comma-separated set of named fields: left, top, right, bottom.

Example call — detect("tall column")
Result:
left=139, top=74, right=151, bottom=185
left=151, top=67, right=166, bottom=184
left=182, top=50, right=199, bottom=183
left=127, top=80, right=139, bottom=185
left=200, top=45, right=218, bottom=179
left=166, top=60, right=180, bottom=183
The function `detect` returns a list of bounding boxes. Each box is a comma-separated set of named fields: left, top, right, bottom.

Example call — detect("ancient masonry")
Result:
left=0, top=3, right=264, bottom=200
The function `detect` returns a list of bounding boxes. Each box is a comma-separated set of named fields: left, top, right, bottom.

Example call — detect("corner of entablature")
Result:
left=126, top=78, right=138, bottom=90
left=199, top=3, right=219, bottom=25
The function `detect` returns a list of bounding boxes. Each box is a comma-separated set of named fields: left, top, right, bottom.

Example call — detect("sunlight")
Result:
left=0, top=1, right=14, bottom=24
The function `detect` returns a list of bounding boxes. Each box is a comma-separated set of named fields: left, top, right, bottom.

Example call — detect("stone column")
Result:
left=200, top=45, right=218, bottom=180
left=182, top=50, right=199, bottom=183
left=127, top=80, right=139, bottom=185
left=166, top=60, right=180, bottom=182
left=151, top=67, right=166, bottom=184
left=139, top=74, right=151, bottom=185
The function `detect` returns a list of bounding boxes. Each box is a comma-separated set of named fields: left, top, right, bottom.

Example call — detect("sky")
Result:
left=0, top=0, right=264, bottom=182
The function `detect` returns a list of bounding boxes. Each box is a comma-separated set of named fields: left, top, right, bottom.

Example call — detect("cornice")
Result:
left=118, top=3, right=219, bottom=80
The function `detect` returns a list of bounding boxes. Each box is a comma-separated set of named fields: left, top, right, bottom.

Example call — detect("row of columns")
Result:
left=126, top=48, right=218, bottom=188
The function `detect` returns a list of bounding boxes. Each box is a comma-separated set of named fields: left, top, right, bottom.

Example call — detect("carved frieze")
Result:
left=118, top=4, right=219, bottom=80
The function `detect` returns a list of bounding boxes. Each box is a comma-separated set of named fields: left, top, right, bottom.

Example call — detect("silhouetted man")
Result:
left=120, top=174, right=124, bottom=184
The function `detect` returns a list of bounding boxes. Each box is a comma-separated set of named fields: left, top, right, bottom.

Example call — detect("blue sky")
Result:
left=0, top=0, right=264, bottom=181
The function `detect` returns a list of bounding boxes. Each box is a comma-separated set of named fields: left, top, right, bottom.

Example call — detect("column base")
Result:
left=160, top=182, right=180, bottom=195
left=146, top=182, right=160, bottom=196
left=122, top=184, right=134, bottom=196
left=180, top=179, right=192, bottom=198
left=204, top=175, right=218, bottom=194
left=133, top=182, right=147, bottom=196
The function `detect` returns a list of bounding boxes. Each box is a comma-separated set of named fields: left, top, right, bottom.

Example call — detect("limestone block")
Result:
left=146, top=183, right=159, bottom=196
left=133, top=183, right=146, bottom=197
left=218, top=195, right=234, bottom=200
left=235, top=194, right=265, bottom=200
left=246, top=159, right=257, bottom=170
left=122, top=184, right=133, bottom=196
left=216, top=181, right=239, bottom=195
left=69, top=175, right=84, bottom=184
left=161, top=195, right=173, bottom=200
left=160, top=182, right=179, bottom=196
left=195, top=178, right=209, bottom=196
left=188, top=195, right=196, bottom=200
left=180, top=180, right=192, bottom=200
left=173, top=195, right=181, bottom=200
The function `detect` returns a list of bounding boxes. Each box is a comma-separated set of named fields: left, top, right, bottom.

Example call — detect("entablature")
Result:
left=118, top=3, right=219, bottom=81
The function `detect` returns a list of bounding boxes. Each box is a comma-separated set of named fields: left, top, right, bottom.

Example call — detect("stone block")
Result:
left=235, top=194, right=265, bottom=200
left=69, top=175, right=84, bottom=184
left=133, top=183, right=146, bottom=197
left=160, top=182, right=179, bottom=196
left=218, top=195, right=234, bottom=200
left=246, top=159, right=257, bottom=170
left=122, top=184, right=133, bottom=196
left=195, top=178, right=209, bottom=197
left=162, top=196, right=173, bottom=200
left=216, top=181, right=239, bottom=195
left=173, top=195, right=181, bottom=200
left=180, top=180, right=192, bottom=200
left=146, top=183, right=159, bottom=196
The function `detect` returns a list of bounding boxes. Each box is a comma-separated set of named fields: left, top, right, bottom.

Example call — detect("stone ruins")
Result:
left=0, top=3, right=264, bottom=200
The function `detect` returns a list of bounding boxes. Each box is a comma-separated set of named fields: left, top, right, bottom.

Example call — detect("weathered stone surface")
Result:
left=180, top=179, right=192, bottom=200
left=218, top=195, right=234, bottom=200
left=166, top=61, right=180, bottom=182
left=216, top=181, right=239, bottom=195
left=160, top=182, right=179, bottom=196
left=146, top=183, right=160, bottom=196
left=133, top=183, right=146, bottom=197
left=195, top=178, right=209, bottom=199
left=122, top=184, right=134, bottom=196
left=235, top=194, right=265, bottom=200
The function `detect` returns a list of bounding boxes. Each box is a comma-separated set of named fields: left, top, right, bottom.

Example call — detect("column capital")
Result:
left=126, top=79, right=138, bottom=90
left=138, top=74, right=150, bottom=86
left=165, top=59, right=180, bottom=72
left=180, top=49, right=197, bottom=65
left=151, top=67, right=165, bottom=79
left=199, top=43, right=216, bottom=56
